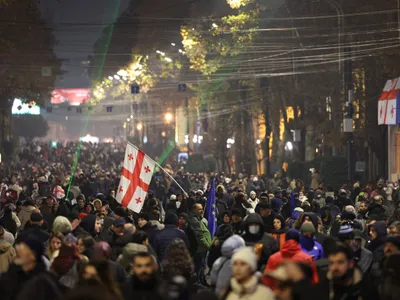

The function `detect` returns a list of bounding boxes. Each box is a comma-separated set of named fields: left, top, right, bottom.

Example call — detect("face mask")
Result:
left=176, top=201, right=181, bottom=209
left=249, top=225, right=260, bottom=235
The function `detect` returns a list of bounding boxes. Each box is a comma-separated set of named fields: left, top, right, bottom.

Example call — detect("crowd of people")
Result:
left=0, top=142, right=399, bottom=300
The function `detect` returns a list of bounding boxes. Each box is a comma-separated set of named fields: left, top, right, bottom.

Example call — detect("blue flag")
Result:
left=206, top=178, right=217, bottom=238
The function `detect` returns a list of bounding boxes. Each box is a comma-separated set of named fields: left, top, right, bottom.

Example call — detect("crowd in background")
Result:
left=0, top=142, right=399, bottom=300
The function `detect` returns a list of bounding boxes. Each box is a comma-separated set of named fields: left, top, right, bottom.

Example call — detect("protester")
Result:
left=221, top=247, right=274, bottom=300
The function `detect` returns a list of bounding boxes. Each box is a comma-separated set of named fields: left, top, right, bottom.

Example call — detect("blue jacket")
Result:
left=299, top=236, right=324, bottom=260
left=152, top=225, right=189, bottom=262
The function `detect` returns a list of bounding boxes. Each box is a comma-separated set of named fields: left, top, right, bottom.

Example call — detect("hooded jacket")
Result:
left=262, top=239, right=318, bottom=289
left=0, top=242, right=16, bottom=274
left=367, top=221, right=387, bottom=264
left=211, top=235, right=245, bottom=295
left=299, top=235, right=324, bottom=261
left=242, top=214, right=278, bottom=268
left=78, top=215, right=97, bottom=238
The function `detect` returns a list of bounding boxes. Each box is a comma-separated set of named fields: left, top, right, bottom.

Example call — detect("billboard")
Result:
left=51, top=88, right=91, bottom=105
left=12, top=99, right=40, bottom=115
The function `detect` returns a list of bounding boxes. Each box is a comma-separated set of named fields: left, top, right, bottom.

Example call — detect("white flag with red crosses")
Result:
left=116, top=143, right=155, bottom=213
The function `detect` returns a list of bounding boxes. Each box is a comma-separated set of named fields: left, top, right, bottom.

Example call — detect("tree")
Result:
left=12, top=115, right=49, bottom=139
left=0, top=0, right=62, bottom=155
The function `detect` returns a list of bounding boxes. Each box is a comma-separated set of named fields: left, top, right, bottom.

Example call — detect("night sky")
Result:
left=40, top=0, right=130, bottom=88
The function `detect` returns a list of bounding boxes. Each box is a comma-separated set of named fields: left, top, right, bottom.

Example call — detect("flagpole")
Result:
left=127, top=142, right=188, bottom=196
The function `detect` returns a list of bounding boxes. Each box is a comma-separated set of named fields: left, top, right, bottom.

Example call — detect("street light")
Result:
left=136, top=123, right=143, bottom=131
left=256, top=139, right=261, bottom=145
left=165, top=112, right=173, bottom=123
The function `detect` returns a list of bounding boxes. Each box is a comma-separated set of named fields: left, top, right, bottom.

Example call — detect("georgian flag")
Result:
left=116, top=143, right=155, bottom=213
left=378, top=77, right=400, bottom=125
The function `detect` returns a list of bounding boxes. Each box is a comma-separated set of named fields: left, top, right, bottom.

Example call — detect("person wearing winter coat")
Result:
left=0, top=226, right=16, bottom=274
left=188, top=203, right=212, bottom=273
left=207, top=224, right=234, bottom=269
left=247, top=191, right=259, bottom=210
left=241, top=213, right=279, bottom=269
left=0, top=237, right=48, bottom=300
left=262, top=229, right=318, bottom=290
left=270, top=215, right=288, bottom=249
left=367, top=221, right=387, bottom=264
left=211, top=235, right=246, bottom=294
left=299, top=223, right=324, bottom=260
left=221, top=247, right=274, bottom=300
left=0, top=206, right=18, bottom=236
left=152, top=213, right=189, bottom=262
left=17, top=199, right=37, bottom=231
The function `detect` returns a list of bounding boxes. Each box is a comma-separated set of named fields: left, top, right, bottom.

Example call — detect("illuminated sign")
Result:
left=51, top=89, right=91, bottom=105
left=12, top=99, right=40, bottom=115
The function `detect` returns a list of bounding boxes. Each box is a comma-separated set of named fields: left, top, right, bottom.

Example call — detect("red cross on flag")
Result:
left=116, top=143, right=155, bottom=213
left=378, top=77, right=400, bottom=125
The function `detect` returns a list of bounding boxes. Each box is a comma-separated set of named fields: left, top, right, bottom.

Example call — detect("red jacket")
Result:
left=262, top=239, right=319, bottom=289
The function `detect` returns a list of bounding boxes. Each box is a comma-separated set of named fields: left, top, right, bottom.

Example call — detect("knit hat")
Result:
left=250, top=191, right=256, bottom=197
left=300, top=222, right=315, bottom=234
left=30, top=212, right=43, bottom=222
left=338, top=223, right=354, bottom=240
left=164, top=213, right=179, bottom=226
left=23, top=238, right=44, bottom=261
left=231, top=247, right=257, bottom=272
left=286, top=229, right=300, bottom=242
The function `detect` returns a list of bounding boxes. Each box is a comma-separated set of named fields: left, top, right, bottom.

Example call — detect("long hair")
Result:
left=162, top=239, right=193, bottom=279
left=79, top=260, right=123, bottom=300
left=47, top=232, right=65, bottom=258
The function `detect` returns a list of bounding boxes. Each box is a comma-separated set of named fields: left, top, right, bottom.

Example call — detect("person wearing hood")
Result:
left=0, top=226, right=16, bottom=274
left=207, top=223, right=234, bottom=269
left=298, top=212, right=326, bottom=245
left=262, top=229, right=318, bottom=290
left=0, top=205, right=18, bottom=236
left=270, top=215, right=288, bottom=249
left=367, top=221, right=387, bottom=264
left=247, top=191, right=259, bottom=210
left=231, top=193, right=252, bottom=218
left=288, top=207, right=304, bottom=229
left=336, top=189, right=353, bottom=212
left=78, top=214, right=102, bottom=239
left=211, top=234, right=246, bottom=295
left=299, top=223, right=324, bottom=261
left=84, top=202, right=95, bottom=215
left=242, top=213, right=278, bottom=269
left=221, top=247, right=274, bottom=300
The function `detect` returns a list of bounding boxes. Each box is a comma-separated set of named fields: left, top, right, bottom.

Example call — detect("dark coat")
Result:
left=99, top=228, right=126, bottom=261
left=0, top=262, right=47, bottom=300
left=242, top=213, right=279, bottom=268
left=152, top=225, right=189, bottom=262
left=120, top=275, right=164, bottom=300
left=16, top=225, right=50, bottom=245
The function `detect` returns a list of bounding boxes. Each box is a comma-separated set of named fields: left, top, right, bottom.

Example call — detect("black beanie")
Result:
left=164, top=213, right=179, bottom=226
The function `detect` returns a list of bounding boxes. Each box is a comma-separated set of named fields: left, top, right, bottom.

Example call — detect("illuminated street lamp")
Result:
left=165, top=112, right=173, bottom=123
left=136, top=122, right=143, bottom=131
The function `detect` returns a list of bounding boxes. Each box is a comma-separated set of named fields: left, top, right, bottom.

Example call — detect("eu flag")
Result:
left=206, top=178, right=217, bottom=238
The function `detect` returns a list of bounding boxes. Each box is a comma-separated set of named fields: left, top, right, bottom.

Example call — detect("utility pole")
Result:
left=343, top=46, right=354, bottom=183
